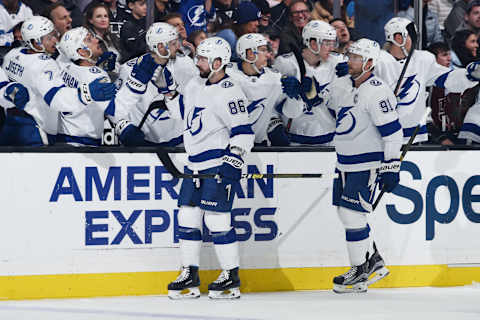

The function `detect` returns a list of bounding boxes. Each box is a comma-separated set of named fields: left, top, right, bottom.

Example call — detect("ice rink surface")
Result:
left=0, top=286, right=479, bottom=320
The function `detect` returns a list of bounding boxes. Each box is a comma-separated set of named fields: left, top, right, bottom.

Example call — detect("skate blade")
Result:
left=208, top=287, right=241, bottom=300
left=367, top=266, right=390, bottom=286
left=333, top=282, right=367, bottom=294
left=168, top=287, right=200, bottom=300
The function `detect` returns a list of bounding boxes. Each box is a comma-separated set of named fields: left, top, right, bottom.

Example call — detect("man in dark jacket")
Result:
left=25, top=0, right=83, bottom=27
left=120, top=0, right=147, bottom=62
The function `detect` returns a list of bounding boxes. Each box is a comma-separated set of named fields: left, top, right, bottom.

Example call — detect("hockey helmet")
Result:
left=21, top=16, right=56, bottom=53
left=146, top=22, right=179, bottom=59
left=57, top=27, right=95, bottom=62
left=384, top=17, right=411, bottom=48
left=236, top=33, right=268, bottom=63
left=347, top=38, right=380, bottom=71
left=302, top=20, right=337, bottom=54
left=196, top=37, right=231, bottom=75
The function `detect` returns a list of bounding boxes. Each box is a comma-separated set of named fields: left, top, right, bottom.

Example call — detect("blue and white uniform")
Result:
left=226, top=62, right=302, bottom=145
left=273, top=52, right=344, bottom=145
left=0, top=2, right=33, bottom=47
left=376, top=49, right=477, bottom=143
left=1, top=47, right=89, bottom=145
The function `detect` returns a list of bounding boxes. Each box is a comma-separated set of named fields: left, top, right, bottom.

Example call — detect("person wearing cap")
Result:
left=216, top=1, right=261, bottom=60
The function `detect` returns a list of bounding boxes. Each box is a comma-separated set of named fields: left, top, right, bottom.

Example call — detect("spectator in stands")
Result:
left=454, top=0, right=480, bottom=38
left=164, top=13, right=195, bottom=56
left=180, top=0, right=213, bottom=35
left=278, top=0, right=311, bottom=55
left=43, top=3, right=73, bottom=36
left=330, top=18, right=353, bottom=53
left=444, top=0, right=470, bottom=41
left=0, top=0, right=33, bottom=61
left=84, top=1, right=122, bottom=77
left=269, top=0, right=294, bottom=34
left=31, top=0, right=83, bottom=28
left=216, top=1, right=261, bottom=60
left=397, top=0, right=443, bottom=49
left=253, top=0, right=272, bottom=33
left=120, top=0, right=147, bottom=62
left=451, top=29, right=479, bottom=68
left=186, top=29, right=207, bottom=48
left=312, top=0, right=353, bottom=28
left=101, top=0, right=131, bottom=36
left=430, top=0, right=454, bottom=32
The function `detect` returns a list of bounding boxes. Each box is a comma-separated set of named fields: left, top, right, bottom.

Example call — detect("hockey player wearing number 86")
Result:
left=164, top=37, right=254, bottom=300
left=320, top=38, right=402, bottom=293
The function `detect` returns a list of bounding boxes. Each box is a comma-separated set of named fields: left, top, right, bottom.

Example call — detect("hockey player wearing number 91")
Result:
left=164, top=37, right=254, bottom=300
left=322, top=39, right=402, bottom=293
left=1, top=16, right=116, bottom=146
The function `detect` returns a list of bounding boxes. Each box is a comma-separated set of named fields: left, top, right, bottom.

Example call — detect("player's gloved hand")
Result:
left=152, top=66, right=178, bottom=94
left=466, top=61, right=480, bottom=81
left=377, top=160, right=401, bottom=192
left=281, top=76, right=301, bottom=99
left=335, top=62, right=349, bottom=77
left=267, top=117, right=290, bottom=146
left=96, top=51, right=117, bottom=72
left=219, top=148, right=244, bottom=184
left=127, top=53, right=160, bottom=93
left=5, top=83, right=29, bottom=110
left=115, top=119, right=146, bottom=146
left=78, top=77, right=116, bottom=105
left=300, top=77, right=324, bottom=110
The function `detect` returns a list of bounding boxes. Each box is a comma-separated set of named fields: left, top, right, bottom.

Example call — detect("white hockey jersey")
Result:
left=323, top=74, right=403, bottom=172
left=114, top=55, right=197, bottom=145
left=376, top=49, right=477, bottom=143
left=166, top=75, right=254, bottom=171
left=2, top=48, right=89, bottom=135
left=226, top=62, right=302, bottom=144
left=273, top=52, right=344, bottom=145
left=0, top=2, right=33, bottom=47
left=458, top=96, right=480, bottom=143
left=57, top=63, right=111, bottom=145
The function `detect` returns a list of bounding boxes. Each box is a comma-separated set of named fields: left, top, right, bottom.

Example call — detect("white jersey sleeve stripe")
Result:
left=377, top=119, right=402, bottom=137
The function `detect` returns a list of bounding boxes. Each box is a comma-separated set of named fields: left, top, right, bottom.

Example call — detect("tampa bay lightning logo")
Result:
left=186, top=106, right=204, bottom=136
left=27, top=24, right=33, bottom=30
left=247, top=98, right=266, bottom=125
left=397, top=74, right=420, bottom=107
left=150, top=108, right=170, bottom=121
left=336, top=106, right=356, bottom=135
left=187, top=5, right=205, bottom=27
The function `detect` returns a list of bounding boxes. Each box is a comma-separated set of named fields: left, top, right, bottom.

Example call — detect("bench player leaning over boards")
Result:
left=163, top=37, right=254, bottom=300
left=1, top=16, right=116, bottom=146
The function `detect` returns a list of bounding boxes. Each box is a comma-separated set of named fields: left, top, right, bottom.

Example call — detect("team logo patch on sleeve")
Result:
left=370, top=79, right=382, bottom=86
left=221, top=80, right=234, bottom=88
left=39, top=54, right=50, bottom=60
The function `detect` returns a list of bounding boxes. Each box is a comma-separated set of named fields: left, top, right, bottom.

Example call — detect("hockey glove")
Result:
left=152, top=66, right=178, bottom=94
left=78, top=77, right=116, bottom=105
left=127, top=53, right=160, bottom=93
left=300, top=77, right=324, bottom=111
left=377, top=160, right=401, bottom=192
left=281, top=76, right=301, bottom=99
left=96, top=51, right=117, bottom=72
left=267, top=117, right=290, bottom=146
left=335, top=62, right=349, bottom=77
left=466, top=61, right=480, bottom=81
left=5, top=83, right=29, bottom=110
left=115, top=119, right=146, bottom=146
left=219, top=150, right=244, bottom=184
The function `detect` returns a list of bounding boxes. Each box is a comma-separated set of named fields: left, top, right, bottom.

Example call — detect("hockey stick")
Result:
left=138, top=99, right=168, bottom=130
left=372, top=108, right=431, bottom=211
left=155, top=151, right=332, bottom=179
left=286, top=46, right=307, bottom=133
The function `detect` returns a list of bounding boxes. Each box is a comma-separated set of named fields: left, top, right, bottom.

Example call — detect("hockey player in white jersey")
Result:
left=164, top=37, right=254, bottom=300
left=377, top=17, right=480, bottom=143
left=226, top=33, right=302, bottom=146
left=1, top=16, right=116, bottom=146
left=275, top=20, right=344, bottom=145
left=0, top=0, right=33, bottom=48
left=322, top=39, right=402, bottom=293
left=113, top=22, right=196, bottom=146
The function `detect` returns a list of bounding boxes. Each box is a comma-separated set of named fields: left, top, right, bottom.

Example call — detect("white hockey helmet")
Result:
left=384, top=17, right=411, bottom=47
left=302, top=20, right=337, bottom=54
left=21, top=16, right=55, bottom=52
left=236, top=33, right=268, bottom=63
left=57, top=27, right=95, bottom=63
left=347, top=38, right=380, bottom=74
left=196, top=36, right=231, bottom=76
left=146, top=22, right=179, bottom=59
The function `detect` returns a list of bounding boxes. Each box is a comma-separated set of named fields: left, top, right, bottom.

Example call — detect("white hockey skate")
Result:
left=167, top=266, right=201, bottom=300
left=366, top=243, right=390, bottom=286
left=208, top=268, right=241, bottom=299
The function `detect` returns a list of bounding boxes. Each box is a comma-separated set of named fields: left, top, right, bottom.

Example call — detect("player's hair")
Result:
left=41, top=3, right=66, bottom=21
left=426, top=42, right=450, bottom=56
